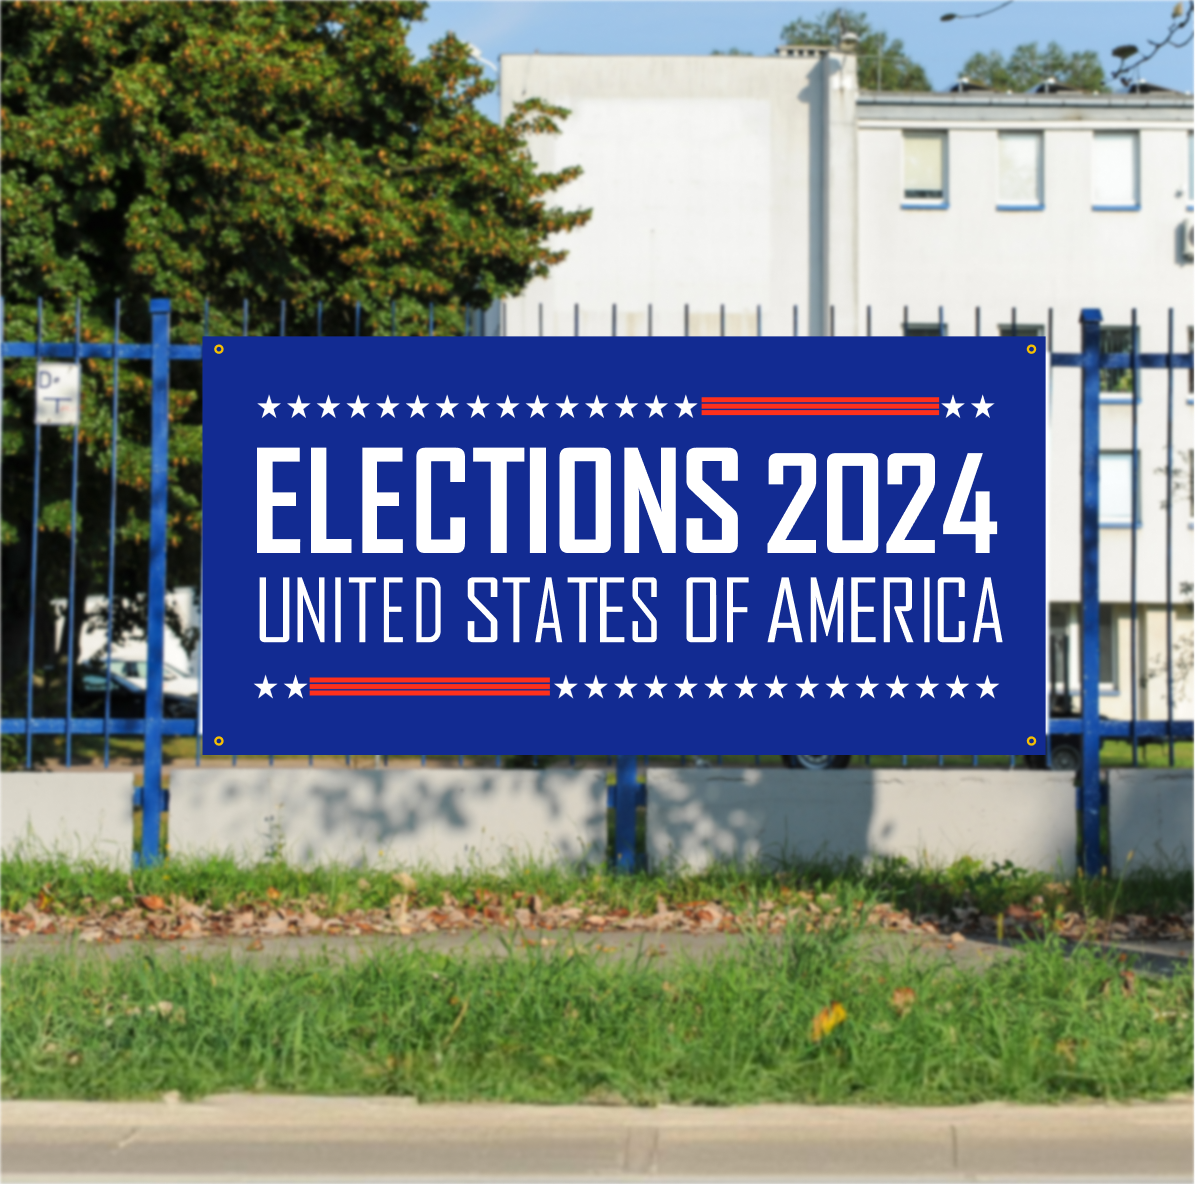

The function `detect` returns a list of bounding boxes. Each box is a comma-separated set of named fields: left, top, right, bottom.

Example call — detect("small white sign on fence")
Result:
left=35, top=362, right=80, bottom=426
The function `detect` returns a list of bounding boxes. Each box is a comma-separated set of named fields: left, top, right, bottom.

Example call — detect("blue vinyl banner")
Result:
left=201, top=336, right=1046, bottom=756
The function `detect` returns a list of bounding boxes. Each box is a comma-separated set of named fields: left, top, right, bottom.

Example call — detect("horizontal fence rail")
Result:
left=2, top=297, right=1192, bottom=874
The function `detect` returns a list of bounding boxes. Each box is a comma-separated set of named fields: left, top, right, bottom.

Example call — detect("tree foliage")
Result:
left=780, top=8, right=931, bottom=92
left=0, top=0, right=589, bottom=704
left=960, top=41, right=1108, bottom=93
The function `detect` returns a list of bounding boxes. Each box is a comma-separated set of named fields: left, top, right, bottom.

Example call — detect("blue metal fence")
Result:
left=2, top=298, right=1192, bottom=874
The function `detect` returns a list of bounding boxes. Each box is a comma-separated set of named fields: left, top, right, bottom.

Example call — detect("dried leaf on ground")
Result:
left=811, top=1001, right=848, bottom=1042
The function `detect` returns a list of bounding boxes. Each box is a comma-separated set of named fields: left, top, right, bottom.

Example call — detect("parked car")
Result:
left=109, top=657, right=198, bottom=698
left=73, top=663, right=197, bottom=719
left=782, top=754, right=851, bottom=770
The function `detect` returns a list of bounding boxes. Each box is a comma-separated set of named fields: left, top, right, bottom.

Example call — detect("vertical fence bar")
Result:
left=612, top=304, right=617, bottom=337
left=279, top=300, right=286, bottom=337
left=938, top=305, right=944, bottom=336
left=1011, top=307, right=1017, bottom=335
left=793, top=306, right=798, bottom=337
left=389, top=300, right=395, bottom=337
left=866, top=305, right=872, bottom=336
left=1079, top=308, right=1103, bottom=876
left=141, top=298, right=173, bottom=866
left=684, top=304, right=689, bottom=337
left=975, top=306, right=981, bottom=336
left=1130, top=309, right=1139, bottom=766
left=1166, top=309, right=1175, bottom=765
left=574, top=303, right=579, bottom=337
left=756, top=305, right=762, bottom=336
left=428, top=303, right=434, bottom=336
left=648, top=304, right=653, bottom=337
left=203, top=299, right=210, bottom=338
left=319, top=301, right=325, bottom=337
left=242, top=298, right=249, bottom=336
left=614, top=754, right=638, bottom=872
left=902, top=305, right=908, bottom=335
left=64, top=299, right=83, bottom=767
left=104, top=300, right=121, bottom=768
left=538, top=303, right=543, bottom=337
left=355, top=302, right=361, bottom=336
left=719, top=305, right=725, bottom=337
left=24, top=298, right=44, bottom=768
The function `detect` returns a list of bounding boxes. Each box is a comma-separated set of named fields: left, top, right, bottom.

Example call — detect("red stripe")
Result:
left=308, top=676, right=551, bottom=698
left=702, top=397, right=939, bottom=416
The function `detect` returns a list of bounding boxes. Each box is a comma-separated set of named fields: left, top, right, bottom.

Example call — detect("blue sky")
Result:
left=407, top=2, right=1194, bottom=121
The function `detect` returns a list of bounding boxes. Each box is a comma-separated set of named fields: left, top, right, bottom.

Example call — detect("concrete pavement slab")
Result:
left=2, top=1097, right=1191, bottom=1181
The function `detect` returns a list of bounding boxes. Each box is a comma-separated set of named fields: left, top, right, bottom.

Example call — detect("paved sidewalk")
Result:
left=3, top=1095, right=1191, bottom=1181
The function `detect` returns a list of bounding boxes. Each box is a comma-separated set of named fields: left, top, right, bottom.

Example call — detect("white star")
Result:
left=615, top=676, right=636, bottom=698
left=498, top=397, right=518, bottom=418
left=736, top=676, right=757, bottom=698
left=646, top=397, right=666, bottom=418
left=917, top=676, right=938, bottom=698
left=675, top=396, right=696, bottom=417
left=258, top=397, right=279, bottom=417
left=615, top=397, right=636, bottom=417
left=285, top=676, right=306, bottom=699
left=797, top=677, right=817, bottom=698
left=972, top=396, right=993, bottom=418
left=377, top=396, right=398, bottom=418
left=348, top=397, right=368, bottom=418
left=556, top=397, right=577, bottom=418
left=287, top=397, right=308, bottom=418
left=436, top=397, right=457, bottom=418
left=585, top=397, right=606, bottom=418
left=585, top=676, right=606, bottom=698
left=947, top=676, right=968, bottom=698
left=978, top=676, right=997, bottom=698
left=318, top=397, right=338, bottom=418
left=407, top=397, right=427, bottom=417
left=675, top=676, right=696, bottom=698
left=254, top=675, right=276, bottom=699
left=646, top=676, right=665, bottom=699
left=941, top=396, right=962, bottom=418
left=527, top=397, right=547, bottom=418
left=554, top=676, right=575, bottom=699
left=857, top=676, right=877, bottom=698
left=765, top=677, right=786, bottom=698
left=705, top=676, right=726, bottom=698
left=828, top=676, right=847, bottom=698
left=467, top=397, right=488, bottom=418
left=887, top=676, right=908, bottom=699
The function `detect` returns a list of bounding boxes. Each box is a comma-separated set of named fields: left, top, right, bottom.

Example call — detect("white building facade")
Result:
left=500, top=51, right=1194, bottom=723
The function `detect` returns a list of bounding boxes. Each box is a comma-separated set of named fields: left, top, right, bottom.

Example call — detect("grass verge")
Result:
left=2, top=933, right=1190, bottom=1104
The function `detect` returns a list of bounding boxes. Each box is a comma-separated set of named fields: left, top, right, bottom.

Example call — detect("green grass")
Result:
left=2, top=933, right=1189, bottom=1104
left=4, top=850, right=1190, bottom=928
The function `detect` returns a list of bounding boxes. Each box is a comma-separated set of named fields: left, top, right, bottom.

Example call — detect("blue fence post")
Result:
left=64, top=299, right=83, bottom=767
left=140, top=298, right=172, bottom=866
left=614, top=754, right=638, bottom=872
left=1079, top=308, right=1103, bottom=876
left=24, top=299, right=44, bottom=769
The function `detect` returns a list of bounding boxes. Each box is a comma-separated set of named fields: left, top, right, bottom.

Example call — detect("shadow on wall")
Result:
left=167, top=767, right=608, bottom=868
left=646, top=767, right=1081, bottom=875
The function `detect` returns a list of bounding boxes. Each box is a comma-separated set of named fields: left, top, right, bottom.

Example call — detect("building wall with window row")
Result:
left=500, top=52, right=1194, bottom=721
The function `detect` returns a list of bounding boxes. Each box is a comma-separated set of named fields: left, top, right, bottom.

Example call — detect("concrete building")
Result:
left=500, top=50, right=1194, bottom=725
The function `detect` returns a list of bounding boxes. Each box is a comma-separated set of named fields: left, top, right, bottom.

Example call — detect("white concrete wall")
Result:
left=168, top=768, right=608, bottom=868
left=500, top=52, right=842, bottom=337
left=647, top=767, right=1077, bottom=873
left=1, top=772, right=133, bottom=865
left=1109, top=767, right=1194, bottom=869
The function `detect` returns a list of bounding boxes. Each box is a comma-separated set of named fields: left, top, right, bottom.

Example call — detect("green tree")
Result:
left=780, top=8, right=931, bottom=91
left=0, top=0, right=589, bottom=716
left=960, top=42, right=1108, bottom=92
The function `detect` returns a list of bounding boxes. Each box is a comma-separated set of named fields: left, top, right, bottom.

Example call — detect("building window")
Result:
left=1099, top=325, right=1135, bottom=399
left=1099, top=450, right=1139, bottom=526
left=998, top=131, right=1043, bottom=208
left=1099, top=604, right=1116, bottom=689
left=998, top=322, right=1044, bottom=338
left=1092, top=131, right=1139, bottom=209
left=903, top=132, right=946, bottom=205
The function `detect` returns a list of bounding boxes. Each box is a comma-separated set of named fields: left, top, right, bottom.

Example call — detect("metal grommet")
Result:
left=1026, top=736, right=1037, bottom=747
left=213, top=736, right=224, bottom=747
left=1026, top=344, right=1036, bottom=354
left=214, top=344, right=224, bottom=354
